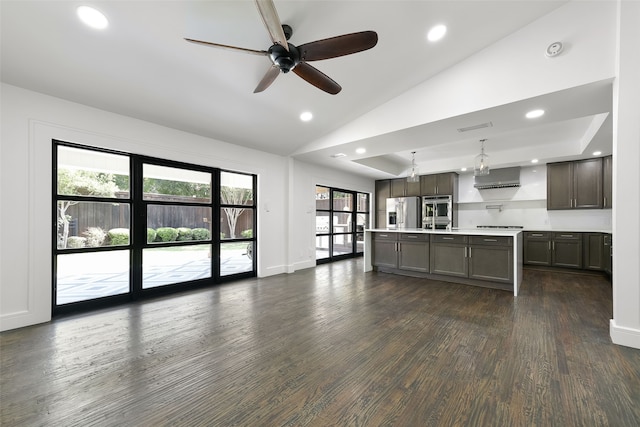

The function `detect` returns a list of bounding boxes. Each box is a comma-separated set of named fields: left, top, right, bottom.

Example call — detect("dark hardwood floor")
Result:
left=1, top=259, right=639, bottom=426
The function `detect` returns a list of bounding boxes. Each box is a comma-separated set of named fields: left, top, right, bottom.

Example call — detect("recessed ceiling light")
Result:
left=593, top=151, right=602, bottom=156
left=427, top=24, right=447, bottom=42
left=77, top=6, right=108, bottom=30
left=300, top=111, right=313, bottom=122
left=531, top=159, right=539, bottom=164
left=355, top=148, right=366, bottom=154
left=460, top=167, right=467, bottom=172
left=526, top=109, right=545, bottom=119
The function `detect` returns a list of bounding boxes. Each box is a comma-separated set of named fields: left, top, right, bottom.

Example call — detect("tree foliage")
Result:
left=143, top=178, right=210, bottom=199
left=57, top=169, right=119, bottom=248
left=221, top=186, right=252, bottom=239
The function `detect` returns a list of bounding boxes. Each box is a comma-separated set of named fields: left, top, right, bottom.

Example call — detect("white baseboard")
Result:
left=259, top=260, right=317, bottom=277
left=0, top=310, right=51, bottom=332
left=610, top=319, right=640, bottom=349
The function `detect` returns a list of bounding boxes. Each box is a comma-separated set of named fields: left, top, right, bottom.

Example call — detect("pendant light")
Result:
left=407, top=151, right=420, bottom=183
left=474, top=139, right=490, bottom=176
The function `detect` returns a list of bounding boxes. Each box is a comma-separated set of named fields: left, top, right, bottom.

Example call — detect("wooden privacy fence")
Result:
left=64, top=197, right=253, bottom=238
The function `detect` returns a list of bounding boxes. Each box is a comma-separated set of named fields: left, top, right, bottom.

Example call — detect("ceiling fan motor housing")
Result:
left=269, top=43, right=300, bottom=73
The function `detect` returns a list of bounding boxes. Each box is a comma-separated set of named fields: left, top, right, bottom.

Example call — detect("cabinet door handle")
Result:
left=531, top=233, right=544, bottom=237
left=464, top=247, right=467, bottom=257
left=380, top=234, right=388, bottom=237
left=552, top=241, right=555, bottom=251
left=468, top=247, right=472, bottom=258
left=442, top=237, right=454, bottom=240
left=548, top=241, right=551, bottom=250
left=560, top=234, right=574, bottom=238
left=483, top=238, right=498, bottom=242
left=406, top=235, right=418, bottom=239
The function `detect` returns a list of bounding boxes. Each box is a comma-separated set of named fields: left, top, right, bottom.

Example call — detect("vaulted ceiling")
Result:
left=1, top=1, right=613, bottom=178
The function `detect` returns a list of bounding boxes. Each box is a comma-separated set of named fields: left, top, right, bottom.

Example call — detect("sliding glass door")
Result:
left=141, top=162, right=213, bottom=289
left=315, top=186, right=369, bottom=263
left=53, top=141, right=257, bottom=313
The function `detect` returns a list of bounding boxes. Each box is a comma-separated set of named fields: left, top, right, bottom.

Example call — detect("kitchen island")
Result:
left=364, top=228, right=523, bottom=296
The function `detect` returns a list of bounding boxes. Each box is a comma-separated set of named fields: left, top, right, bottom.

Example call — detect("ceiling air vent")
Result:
left=457, top=122, right=493, bottom=133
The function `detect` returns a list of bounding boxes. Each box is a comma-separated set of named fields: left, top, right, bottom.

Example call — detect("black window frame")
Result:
left=52, top=140, right=257, bottom=315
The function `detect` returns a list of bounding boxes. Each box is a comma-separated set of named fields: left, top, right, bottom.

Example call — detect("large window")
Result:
left=315, top=186, right=369, bottom=263
left=53, top=142, right=257, bottom=312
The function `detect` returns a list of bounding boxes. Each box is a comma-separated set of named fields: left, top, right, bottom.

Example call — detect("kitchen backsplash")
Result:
left=456, top=165, right=612, bottom=231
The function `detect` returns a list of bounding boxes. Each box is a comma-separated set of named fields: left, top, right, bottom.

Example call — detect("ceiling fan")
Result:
left=184, top=0, right=378, bottom=95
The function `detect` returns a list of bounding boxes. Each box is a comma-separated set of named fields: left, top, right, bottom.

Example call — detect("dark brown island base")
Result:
left=364, top=228, right=523, bottom=296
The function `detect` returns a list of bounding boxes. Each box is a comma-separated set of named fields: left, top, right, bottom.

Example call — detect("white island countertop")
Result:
left=366, top=228, right=523, bottom=237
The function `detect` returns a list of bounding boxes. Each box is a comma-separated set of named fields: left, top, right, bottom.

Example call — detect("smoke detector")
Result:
left=545, top=41, right=563, bottom=57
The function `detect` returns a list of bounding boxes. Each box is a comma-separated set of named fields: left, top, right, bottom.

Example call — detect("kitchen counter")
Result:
left=364, top=228, right=523, bottom=295
left=367, top=227, right=523, bottom=237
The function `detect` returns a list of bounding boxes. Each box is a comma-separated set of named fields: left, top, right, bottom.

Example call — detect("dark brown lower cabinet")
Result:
left=584, top=233, right=605, bottom=270
left=430, top=238, right=468, bottom=277
left=603, top=234, right=612, bottom=275
left=397, top=234, right=430, bottom=272
left=552, top=232, right=583, bottom=269
left=372, top=232, right=429, bottom=272
left=524, top=231, right=614, bottom=274
left=468, top=236, right=513, bottom=283
left=430, top=235, right=513, bottom=283
left=372, top=232, right=398, bottom=269
left=524, top=232, right=552, bottom=265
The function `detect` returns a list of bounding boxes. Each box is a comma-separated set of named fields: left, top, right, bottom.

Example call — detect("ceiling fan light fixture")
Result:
left=474, top=139, right=490, bottom=176
left=407, top=151, right=420, bottom=183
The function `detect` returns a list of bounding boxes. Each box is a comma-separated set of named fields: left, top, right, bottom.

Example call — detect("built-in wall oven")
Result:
left=422, top=196, right=453, bottom=230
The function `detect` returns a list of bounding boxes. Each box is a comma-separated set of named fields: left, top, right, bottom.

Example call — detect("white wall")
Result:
left=457, top=165, right=612, bottom=231
left=0, top=83, right=376, bottom=331
left=289, top=159, right=375, bottom=272
left=0, top=84, right=349, bottom=330
left=610, top=0, right=640, bottom=349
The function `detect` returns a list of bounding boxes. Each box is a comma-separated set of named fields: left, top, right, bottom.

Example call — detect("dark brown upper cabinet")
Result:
left=547, top=158, right=603, bottom=210
left=420, top=173, right=457, bottom=197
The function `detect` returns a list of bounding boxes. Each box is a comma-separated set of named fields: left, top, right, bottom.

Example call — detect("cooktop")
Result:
left=476, top=225, right=524, bottom=229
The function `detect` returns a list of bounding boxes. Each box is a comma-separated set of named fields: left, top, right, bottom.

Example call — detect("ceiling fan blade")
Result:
left=254, top=65, right=280, bottom=93
left=254, top=0, right=289, bottom=51
left=292, top=62, right=341, bottom=95
left=298, top=31, right=378, bottom=61
left=184, top=38, right=268, bottom=56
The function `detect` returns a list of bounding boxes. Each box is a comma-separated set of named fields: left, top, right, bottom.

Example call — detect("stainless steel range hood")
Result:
left=474, top=166, right=521, bottom=189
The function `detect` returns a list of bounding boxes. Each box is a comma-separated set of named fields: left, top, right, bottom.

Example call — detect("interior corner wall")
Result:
left=289, top=159, right=375, bottom=271
left=610, top=0, right=640, bottom=349
left=0, top=83, right=290, bottom=331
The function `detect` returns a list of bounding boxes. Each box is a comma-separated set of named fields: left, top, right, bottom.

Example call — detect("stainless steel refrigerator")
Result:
left=385, top=197, right=420, bottom=229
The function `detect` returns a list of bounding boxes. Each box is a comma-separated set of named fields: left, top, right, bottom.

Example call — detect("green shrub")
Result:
left=177, top=227, right=193, bottom=241
left=156, top=227, right=178, bottom=242
left=192, top=228, right=211, bottom=241
left=67, top=236, right=86, bottom=248
left=220, top=232, right=226, bottom=239
left=241, top=229, right=253, bottom=238
left=147, top=228, right=157, bottom=243
left=83, top=227, right=106, bottom=247
left=108, top=228, right=129, bottom=245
